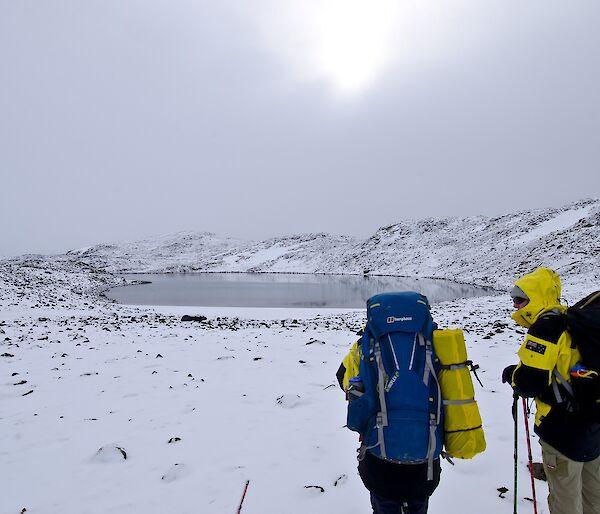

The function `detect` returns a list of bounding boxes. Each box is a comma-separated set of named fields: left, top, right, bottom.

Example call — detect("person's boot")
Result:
left=531, top=462, right=547, bottom=481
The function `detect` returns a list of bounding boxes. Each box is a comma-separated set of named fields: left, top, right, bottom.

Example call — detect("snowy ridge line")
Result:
left=49, top=197, right=599, bottom=290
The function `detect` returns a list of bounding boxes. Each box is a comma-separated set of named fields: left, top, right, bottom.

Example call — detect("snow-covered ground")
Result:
left=1, top=285, right=543, bottom=514
left=1, top=198, right=599, bottom=514
left=1, top=283, right=557, bottom=514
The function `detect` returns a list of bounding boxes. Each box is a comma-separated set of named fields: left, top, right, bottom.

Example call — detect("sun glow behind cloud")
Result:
left=312, top=0, right=399, bottom=94
left=253, top=1, right=466, bottom=97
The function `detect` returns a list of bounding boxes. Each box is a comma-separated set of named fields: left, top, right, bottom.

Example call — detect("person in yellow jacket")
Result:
left=336, top=339, right=361, bottom=391
left=502, top=267, right=600, bottom=514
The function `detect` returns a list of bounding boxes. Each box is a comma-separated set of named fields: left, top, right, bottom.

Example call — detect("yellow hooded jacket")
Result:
left=338, top=340, right=361, bottom=390
left=510, top=267, right=580, bottom=426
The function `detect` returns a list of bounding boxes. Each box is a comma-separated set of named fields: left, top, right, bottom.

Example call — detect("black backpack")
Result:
left=567, top=291, right=600, bottom=369
left=565, top=291, right=600, bottom=410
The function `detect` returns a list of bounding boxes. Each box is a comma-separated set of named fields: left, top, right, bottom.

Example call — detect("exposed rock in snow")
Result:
left=276, top=394, right=303, bottom=408
left=92, top=445, right=128, bottom=463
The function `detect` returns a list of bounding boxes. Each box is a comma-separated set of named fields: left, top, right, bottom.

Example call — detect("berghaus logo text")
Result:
left=387, top=316, right=413, bottom=323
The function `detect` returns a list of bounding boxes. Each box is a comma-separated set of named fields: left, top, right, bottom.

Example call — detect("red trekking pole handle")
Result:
left=522, top=398, right=539, bottom=514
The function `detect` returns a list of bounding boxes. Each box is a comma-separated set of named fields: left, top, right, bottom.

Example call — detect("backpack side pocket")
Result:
left=347, top=393, right=375, bottom=434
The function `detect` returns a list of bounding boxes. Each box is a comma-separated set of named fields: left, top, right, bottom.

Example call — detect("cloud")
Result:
left=1, top=1, right=599, bottom=255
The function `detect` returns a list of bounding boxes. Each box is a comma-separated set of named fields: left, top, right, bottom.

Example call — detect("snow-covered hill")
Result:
left=336, top=198, right=600, bottom=290
left=0, top=256, right=126, bottom=311
left=66, top=198, right=600, bottom=290
left=66, top=231, right=246, bottom=273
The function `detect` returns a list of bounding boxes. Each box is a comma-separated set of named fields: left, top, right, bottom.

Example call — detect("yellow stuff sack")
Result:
left=433, top=329, right=486, bottom=459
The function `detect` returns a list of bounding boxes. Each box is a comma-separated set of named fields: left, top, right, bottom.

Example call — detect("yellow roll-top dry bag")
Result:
left=433, top=328, right=486, bottom=459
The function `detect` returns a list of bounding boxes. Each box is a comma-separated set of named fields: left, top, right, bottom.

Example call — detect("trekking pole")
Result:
left=513, top=393, right=519, bottom=514
left=236, top=480, right=250, bottom=514
left=522, top=398, right=539, bottom=514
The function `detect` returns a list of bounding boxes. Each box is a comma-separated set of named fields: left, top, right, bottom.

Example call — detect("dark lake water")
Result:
left=105, top=273, right=494, bottom=308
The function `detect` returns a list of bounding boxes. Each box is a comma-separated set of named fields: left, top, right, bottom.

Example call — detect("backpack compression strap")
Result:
left=551, top=368, right=575, bottom=404
left=421, top=333, right=442, bottom=480
left=374, top=340, right=389, bottom=458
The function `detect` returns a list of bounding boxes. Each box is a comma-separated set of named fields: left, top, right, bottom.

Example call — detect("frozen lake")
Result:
left=105, top=273, right=495, bottom=308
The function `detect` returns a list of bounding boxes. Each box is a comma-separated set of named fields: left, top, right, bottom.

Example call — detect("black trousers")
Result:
left=370, top=493, right=429, bottom=514
left=358, top=451, right=441, bottom=503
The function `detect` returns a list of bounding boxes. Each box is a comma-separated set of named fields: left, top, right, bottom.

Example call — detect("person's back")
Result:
left=338, top=291, right=443, bottom=514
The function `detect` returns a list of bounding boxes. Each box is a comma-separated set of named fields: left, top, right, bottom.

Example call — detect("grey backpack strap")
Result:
left=552, top=367, right=574, bottom=402
left=423, top=335, right=441, bottom=480
left=374, top=341, right=389, bottom=458
left=443, top=398, right=475, bottom=405
left=418, top=333, right=428, bottom=385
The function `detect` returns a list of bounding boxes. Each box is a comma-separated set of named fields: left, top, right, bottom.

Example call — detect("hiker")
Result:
left=337, top=293, right=443, bottom=514
left=502, top=267, right=600, bottom=514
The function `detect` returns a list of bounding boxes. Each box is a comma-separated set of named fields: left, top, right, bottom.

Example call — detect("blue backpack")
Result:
left=347, top=292, right=444, bottom=479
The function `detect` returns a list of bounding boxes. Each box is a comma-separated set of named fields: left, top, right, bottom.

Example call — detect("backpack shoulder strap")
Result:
left=530, top=311, right=567, bottom=345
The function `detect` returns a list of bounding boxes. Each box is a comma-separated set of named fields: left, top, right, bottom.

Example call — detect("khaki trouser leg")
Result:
left=541, top=440, right=584, bottom=514
left=582, top=452, right=600, bottom=514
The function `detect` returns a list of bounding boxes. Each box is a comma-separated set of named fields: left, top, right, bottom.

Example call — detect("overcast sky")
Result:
left=1, top=0, right=599, bottom=256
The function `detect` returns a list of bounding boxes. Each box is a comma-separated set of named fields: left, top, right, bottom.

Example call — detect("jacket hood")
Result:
left=511, top=267, right=565, bottom=328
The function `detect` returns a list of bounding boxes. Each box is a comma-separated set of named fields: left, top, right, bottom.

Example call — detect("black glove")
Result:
left=502, top=364, right=517, bottom=384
